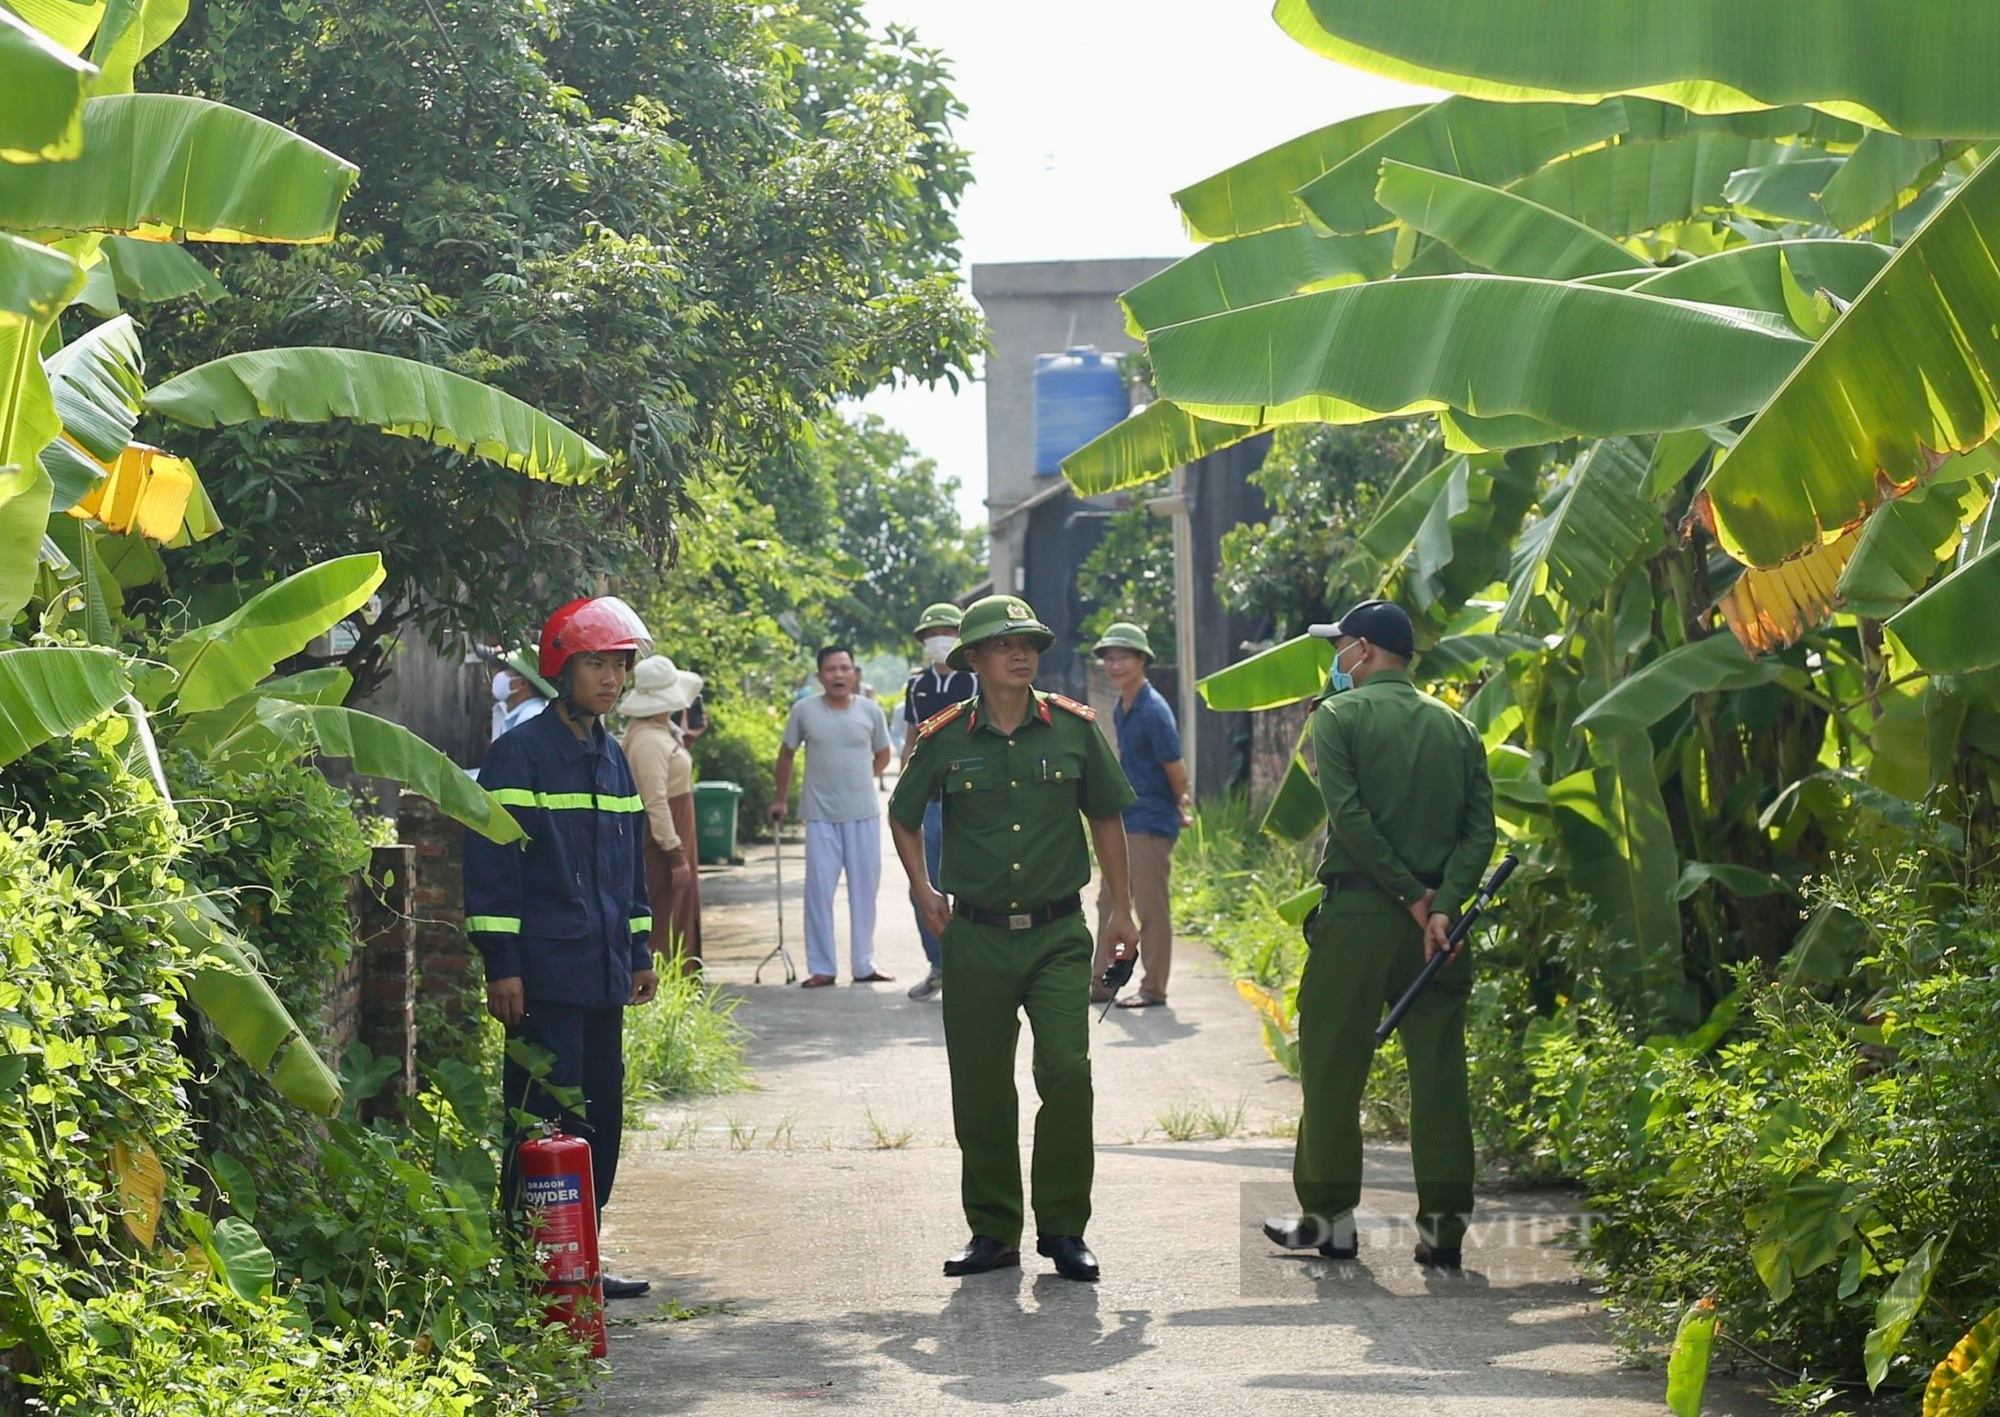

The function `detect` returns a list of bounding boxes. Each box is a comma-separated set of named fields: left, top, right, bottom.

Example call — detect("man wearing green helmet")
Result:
left=898, top=601, right=978, bottom=1000
left=1089, top=622, right=1192, bottom=1009
left=888, top=594, right=1138, bottom=1283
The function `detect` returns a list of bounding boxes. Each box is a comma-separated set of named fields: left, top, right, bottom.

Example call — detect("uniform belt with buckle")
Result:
left=953, top=894, right=1083, bottom=931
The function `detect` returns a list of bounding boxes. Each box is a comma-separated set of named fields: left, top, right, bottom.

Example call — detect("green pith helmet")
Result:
left=1091, top=621, right=1154, bottom=661
left=504, top=648, right=557, bottom=699
left=912, top=601, right=964, bottom=637
left=947, top=594, right=1054, bottom=672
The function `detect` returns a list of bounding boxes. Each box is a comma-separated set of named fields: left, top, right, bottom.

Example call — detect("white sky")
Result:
left=850, top=1, right=1439, bottom=526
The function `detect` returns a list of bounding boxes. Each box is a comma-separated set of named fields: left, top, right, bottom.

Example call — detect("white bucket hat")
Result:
left=620, top=654, right=703, bottom=719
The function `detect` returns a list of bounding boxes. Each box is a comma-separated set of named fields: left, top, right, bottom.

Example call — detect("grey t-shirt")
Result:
left=782, top=694, right=891, bottom=823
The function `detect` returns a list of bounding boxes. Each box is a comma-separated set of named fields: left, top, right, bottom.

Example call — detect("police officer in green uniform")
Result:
left=888, top=595, right=1139, bottom=1283
left=1263, top=600, right=1495, bottom=1269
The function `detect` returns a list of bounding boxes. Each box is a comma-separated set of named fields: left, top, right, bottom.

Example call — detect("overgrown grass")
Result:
left=624, top=970, right=751, bottom=1108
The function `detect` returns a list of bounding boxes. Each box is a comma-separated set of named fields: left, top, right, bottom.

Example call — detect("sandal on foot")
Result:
left=800, top=974, right=836, bottom=988
left=852, top=971, right=896, bottom=983
left=1115, top=993, right=1166, bottom=1009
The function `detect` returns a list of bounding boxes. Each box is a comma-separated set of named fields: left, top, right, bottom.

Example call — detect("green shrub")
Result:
left=689, top=699, right=791, bottom=840
left=1527, top=858, right=2000, bottom=1391
left=624, top=970, right=751, bottom=1108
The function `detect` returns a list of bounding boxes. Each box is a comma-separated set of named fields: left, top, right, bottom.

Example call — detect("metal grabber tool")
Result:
left=755, top=828, right=799, bottom=985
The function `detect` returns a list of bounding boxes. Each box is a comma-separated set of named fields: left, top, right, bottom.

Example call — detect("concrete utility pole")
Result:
left=1148, top=461, right=1198, bottom=789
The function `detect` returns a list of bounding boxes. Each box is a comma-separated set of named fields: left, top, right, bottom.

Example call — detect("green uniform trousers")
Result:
left=1294, top=891, right=1474, bottom=1249
left=940, top=911, right=1094, bottom=1244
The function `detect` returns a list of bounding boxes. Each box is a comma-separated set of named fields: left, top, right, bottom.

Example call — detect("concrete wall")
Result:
left=971, top=258, right=1171, bottom=602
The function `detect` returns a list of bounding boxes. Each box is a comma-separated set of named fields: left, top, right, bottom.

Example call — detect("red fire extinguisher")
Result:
left=516, top=1127, right=607, bottom=1358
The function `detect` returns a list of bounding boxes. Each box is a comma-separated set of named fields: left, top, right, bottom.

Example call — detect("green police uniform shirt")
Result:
left=890, top=690, right=1135, bottom=912
left=1312, top=668, right=1496, bottom=916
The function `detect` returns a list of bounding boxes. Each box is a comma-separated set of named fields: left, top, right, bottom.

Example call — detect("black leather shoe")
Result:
left=1414, top=1242, right=1463, bottom=1270
left=602, top=1274, right=651, bottom=1299
left=943, top=1236, right=1020, bottom=1277
left=1262, top=1215, right=1358, bottom=1259
left=1036, top=1234, right=1100, bottom=1282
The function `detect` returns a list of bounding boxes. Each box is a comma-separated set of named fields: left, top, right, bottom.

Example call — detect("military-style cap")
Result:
left=948, top=594, right=1054, bottom=672
left=1308, top=599, right=1415, bottom=659
left=912, top=602, right=964, bottom=637
left=503, top=648, right=557, bottom=699
left=1091, top=621, right=1154, bottom=661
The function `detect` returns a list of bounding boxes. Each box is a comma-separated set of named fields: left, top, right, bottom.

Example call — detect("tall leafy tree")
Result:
left=143, top=0, right=981, bottom=696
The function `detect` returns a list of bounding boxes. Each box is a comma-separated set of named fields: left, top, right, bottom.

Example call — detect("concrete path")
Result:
left=593, top=812, right=1762, bottom=1414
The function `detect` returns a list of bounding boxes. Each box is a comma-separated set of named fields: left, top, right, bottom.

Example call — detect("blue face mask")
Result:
left=1328, top=643, right=1361, bottom=695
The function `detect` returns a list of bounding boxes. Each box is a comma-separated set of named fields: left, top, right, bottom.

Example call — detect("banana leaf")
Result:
left=1887, top=540, right=2000, bottom=675
left=1172, top=104, right=1425, bottom=241
left=1196, top=634, right=1330, bottom=712
left=163, top=899, right=341, bottom=1116
left=147, top=347, right=611, bottom=483
left=0, top=643, right=126, bottom=764
left=1818, top=133, right=1964, bottom=233
left=101, top=234, right=221, bottom=303
left=1119, top=225, right=1395, bottom=335
left=1699, top=150, right=2000, bottom=569
left=1502, top=437, right=1662, bottom=627
left=0, top=227, right=83, bottom=321
left=1261, top=749, right=1327, bottom=840
left=1549, top=731, right=1686, bottom=1018
left=1619, top=239, right=1891, bottom=318
left=1511, top=132, right=1818, bottom=236
left=232, top=699, right=525, bottom=844
left=1421, top=632, right=1538, bottom=678
left=1270, top=0, right=1998, bottom=139
left=0, top=93, right=356, bottom=242
left=1838, top=473, right=1993, bottom=619
left=1576, top=633, right=1784, bottom=733
left=43, top=310, right=139, bottom=508
left=1385, top=450, right=1541, bottom=618
left=0, top=6, right=93, bottom=162
left=1721, top=156, right=1848, bottom=224
left=1147, top=275, right=1809, bottom=436
left=1376, top=161, right=1649, bottom=280
left=4, top=0, right=108, bottom=53
left=1060, top=401, right=1264, bottom=497
left=1294, top=95, right=1635, bottom=236
left=85, top=0, right=185, bottom=96
left=162, top=553, right=384, bottom=712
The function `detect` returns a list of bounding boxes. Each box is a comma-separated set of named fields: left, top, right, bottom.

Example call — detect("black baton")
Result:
left=1374, top=853, right=1519, bottom=1044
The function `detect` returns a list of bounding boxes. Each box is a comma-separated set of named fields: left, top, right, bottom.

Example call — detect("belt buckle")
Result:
left=1007, top=912, right=1032, bottom=930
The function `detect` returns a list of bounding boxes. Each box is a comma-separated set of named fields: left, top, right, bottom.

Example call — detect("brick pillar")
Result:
left=397, top=793, right=480, bottom=1072
left=356, top=843, right=416, bottom=1117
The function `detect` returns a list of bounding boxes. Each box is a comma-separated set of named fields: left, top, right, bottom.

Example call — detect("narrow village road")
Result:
left=593, top=809, right=1761, bottom=1414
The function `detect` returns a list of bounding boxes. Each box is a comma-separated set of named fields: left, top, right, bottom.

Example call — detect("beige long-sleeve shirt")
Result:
left=622, top=715, right=688, bottom=852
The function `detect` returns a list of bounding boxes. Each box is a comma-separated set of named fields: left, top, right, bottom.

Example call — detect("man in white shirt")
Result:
left=771, top=645, right=895, bottom=988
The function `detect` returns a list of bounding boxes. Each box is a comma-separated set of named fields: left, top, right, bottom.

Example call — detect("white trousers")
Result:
left=803, top=817, right=881, bottom=979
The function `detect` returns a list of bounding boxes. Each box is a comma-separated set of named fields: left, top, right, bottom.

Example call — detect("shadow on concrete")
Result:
left=867, top=1270, right=1155, bottom=1403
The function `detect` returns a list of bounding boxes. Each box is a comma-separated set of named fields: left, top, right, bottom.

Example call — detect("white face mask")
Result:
left=922, top=634, right=955, bottom=666
left=490, top=671, right=514, bottom=704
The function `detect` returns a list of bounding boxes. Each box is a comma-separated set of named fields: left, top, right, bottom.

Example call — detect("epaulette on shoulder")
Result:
left=917, top=700, right=969, bottom=739
left=1048, top=693, right=1096, bottom=722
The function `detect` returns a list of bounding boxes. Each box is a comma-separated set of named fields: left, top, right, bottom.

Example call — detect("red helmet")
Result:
left=538, top=596, right=651, bottom=680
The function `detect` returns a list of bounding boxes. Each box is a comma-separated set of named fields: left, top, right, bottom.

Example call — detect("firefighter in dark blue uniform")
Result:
left=465, top=595, right=660, bottom=1299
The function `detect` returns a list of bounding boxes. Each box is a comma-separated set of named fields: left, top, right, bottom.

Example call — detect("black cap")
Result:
left=1307, top=599, right=1415, bottom=659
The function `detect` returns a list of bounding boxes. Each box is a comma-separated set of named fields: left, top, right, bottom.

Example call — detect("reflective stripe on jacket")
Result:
left=464, top=707, right=653, bottom=1007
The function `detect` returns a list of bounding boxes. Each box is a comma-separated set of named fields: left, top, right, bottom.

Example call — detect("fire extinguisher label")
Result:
left=524, top=1171, right=590, bottom=1281
left=524, top=1173, right=585, bottom=1208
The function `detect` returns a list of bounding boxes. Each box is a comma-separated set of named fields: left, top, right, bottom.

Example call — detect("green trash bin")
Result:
left=692, top=781, right=744, bottom=864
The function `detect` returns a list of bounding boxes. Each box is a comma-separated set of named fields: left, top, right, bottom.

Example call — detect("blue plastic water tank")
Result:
left=1034, top=347, right=1128, bottom=476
